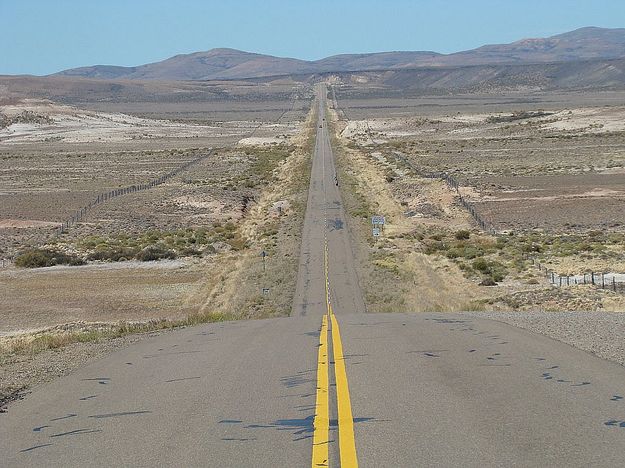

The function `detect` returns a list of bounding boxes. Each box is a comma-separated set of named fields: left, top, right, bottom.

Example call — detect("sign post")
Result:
left=371, top=215, right=385, bottom=239
left=371, top=215, right=385, bottom=226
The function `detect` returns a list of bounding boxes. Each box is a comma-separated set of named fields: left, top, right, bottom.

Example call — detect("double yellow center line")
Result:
left=312, top=240, right=359, bottom=467
left=312, top=315, right=330, bottom=467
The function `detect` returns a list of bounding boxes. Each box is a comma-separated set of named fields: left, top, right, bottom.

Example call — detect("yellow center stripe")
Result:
left=314, top=107, right=358, bottom=466
left=324, top=238, right=330, bottom=314
left=312, top=314, right=330, bottom=467
left=330, top=311, right=359, bottom=468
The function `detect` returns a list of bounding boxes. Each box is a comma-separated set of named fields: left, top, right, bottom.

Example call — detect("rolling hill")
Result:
left=52, top=27, right=625, bottom=81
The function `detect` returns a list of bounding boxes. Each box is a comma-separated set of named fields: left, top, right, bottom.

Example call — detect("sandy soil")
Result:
left=0, top=259, right=203, bottom=335
left=0, top=85, right=314, bottom=335
left=331, top=104, right=494, bottom=312
left=0, top=100, right=254, bottom=144
left=0, top=219, right=60, bottom=229
left=333, top=87, right=625, bottom=312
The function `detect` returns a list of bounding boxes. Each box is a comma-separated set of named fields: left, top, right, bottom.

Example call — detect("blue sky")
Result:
left=1, top=0, right=625, bottom=75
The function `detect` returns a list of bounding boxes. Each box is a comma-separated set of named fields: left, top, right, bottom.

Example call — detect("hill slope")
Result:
left=53, top=27, right=625, bottom=81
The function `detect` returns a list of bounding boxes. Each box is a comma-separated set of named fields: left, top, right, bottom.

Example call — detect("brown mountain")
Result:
left=331, top=57, right=625, bottom=94
left=438, top=26, right=625, bottom=66
left=55, top=48, right=314, bottom=81
left=52, top=27, right=625, bottom=81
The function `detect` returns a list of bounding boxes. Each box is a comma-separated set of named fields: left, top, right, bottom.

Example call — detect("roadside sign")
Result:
left=371, top=215, right=385, bottom=225
left=372, top=227, right=381, bottom=237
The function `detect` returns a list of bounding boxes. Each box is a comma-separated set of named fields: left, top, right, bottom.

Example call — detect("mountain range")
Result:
left=53, top=27, right=625, bottom=81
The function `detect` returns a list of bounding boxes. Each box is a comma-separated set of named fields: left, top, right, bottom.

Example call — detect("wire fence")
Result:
left=329, top=84, right=496, bottom=234
left=530, top=257, right=625, bottom=292
left=0, top=90, right=304, bottom=268
left=56, top=150, right=214, bottom=236
left=390, top=152, right=497, bottom=234
left=330, top=84, right=625, bottom=293
left=54, top=90, right=304, bottom=238
left=329, top=86, right=347, bottom=121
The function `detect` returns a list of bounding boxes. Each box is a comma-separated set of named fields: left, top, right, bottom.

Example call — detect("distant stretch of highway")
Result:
left=2, top=84, right=625, bottom=467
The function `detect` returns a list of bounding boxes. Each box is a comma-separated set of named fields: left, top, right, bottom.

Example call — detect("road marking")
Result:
left=324, top=238, right=331, bottom=314
left=313, top=88, right=358, bottom=467
left=312, top=314, right=330, bottom=468
left=330, top=310, right=359, bottom=468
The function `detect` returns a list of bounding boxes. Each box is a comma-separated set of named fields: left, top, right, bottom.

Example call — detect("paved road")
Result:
left=3, top=84, right=625, bottom=467
left=293, top=84, right=366, bottom=317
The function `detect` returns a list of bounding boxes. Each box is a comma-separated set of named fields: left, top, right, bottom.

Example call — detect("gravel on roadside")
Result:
left=0, top=331, right=163, bottom=411
left=466, top=310, right=625, bottom=367
left=3, top=310, right=625, bottom=413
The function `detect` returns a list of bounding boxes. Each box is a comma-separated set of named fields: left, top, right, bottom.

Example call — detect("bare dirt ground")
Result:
left=0, top=100, right=252, bottom=144
left=0, top=85, right=314, bottom=335
left=329, top=102, right=492, bottom=313
left=332, top=88, right=625, bottom=119
left=0, top=92, right=309, bottom=256
left=0, top=260, right=200, bottom=334
left=0, top=81, right=316, bottom=404
left=330, top=85, right=625, bottom=313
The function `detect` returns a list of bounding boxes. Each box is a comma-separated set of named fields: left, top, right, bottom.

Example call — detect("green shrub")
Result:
left=178, top=247, right=202, bottom=257
left=495, top=237, right=508, bottom=249
left=446, top=248, right=461, bottom=259
left=88, top=246, right=138, bottom=262
left=136, top=245, right=176, bottom=262
left=15, top=248, right=85, bottom=268
left=472, top=258, right=490, bottom=273
left=461, top=246, right=483, bottom=259
left=455, top=230, right=470, bottom=240
left=472, top=258, right=508, bottom=283
left=226, top=236, right=247, bottom=251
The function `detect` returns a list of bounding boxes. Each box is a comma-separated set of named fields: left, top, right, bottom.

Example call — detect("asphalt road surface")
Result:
left=293, top=84, right=366, bottom=318
left=2, top=85, right=625, bottom=467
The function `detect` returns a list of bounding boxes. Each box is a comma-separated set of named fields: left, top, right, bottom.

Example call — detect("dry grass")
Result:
left=0, top=92, right=315, bottom=336
left=0, top=311, right=234, bottom=359
left=0, top=262, right=205, bottom=333
left=329, top=103, right=489, bottom=312
left=333, top=90, right=625, bottom=312
left=185, top=99, right=317, bottom=319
